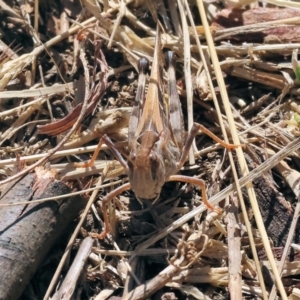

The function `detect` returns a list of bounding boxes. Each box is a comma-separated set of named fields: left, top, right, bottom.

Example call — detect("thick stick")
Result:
left=0, top=170, right=84, bottom=300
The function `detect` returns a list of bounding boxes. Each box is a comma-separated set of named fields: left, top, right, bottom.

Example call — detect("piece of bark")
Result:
left=212, top=8, right=300, bottom=43
left=0, top=168, right=85, bottom=300
left=240, top=153, right=300, bottom=247
left=257, top=247, right=300, bottom=262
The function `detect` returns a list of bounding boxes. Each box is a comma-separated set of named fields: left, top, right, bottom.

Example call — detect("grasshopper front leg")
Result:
left=74, top=135, right=130, bottom=239
left=75, top=57, right=150, bottom=239
left=91, top=182, right=131, bottom=239
left=74, top=134, right=129, bottom=172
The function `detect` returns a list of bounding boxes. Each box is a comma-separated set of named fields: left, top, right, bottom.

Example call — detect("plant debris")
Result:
left=1, top=0, right=300, bottom=299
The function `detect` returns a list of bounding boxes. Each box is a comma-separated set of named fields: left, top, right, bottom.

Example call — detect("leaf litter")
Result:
left=1, top=0, right=300, bottom=299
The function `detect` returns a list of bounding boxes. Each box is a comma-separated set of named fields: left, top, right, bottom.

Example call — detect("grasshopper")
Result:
left=75, top=26, right=241, bottom=239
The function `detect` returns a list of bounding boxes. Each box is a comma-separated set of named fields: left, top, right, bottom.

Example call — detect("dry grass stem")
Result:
left=2, top=0, right=300, bottom=299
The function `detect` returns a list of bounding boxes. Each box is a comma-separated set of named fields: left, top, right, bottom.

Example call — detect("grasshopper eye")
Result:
left=114, top=116, right=123, bottom=122
left=150, top=153, right=160, bottom=180
left=165, top=50, right=176, bottom=68
left=138, top=57, right=149, bottom=73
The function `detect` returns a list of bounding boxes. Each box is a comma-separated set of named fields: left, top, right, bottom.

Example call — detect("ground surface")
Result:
left=1, top=0, right=300, bottom=299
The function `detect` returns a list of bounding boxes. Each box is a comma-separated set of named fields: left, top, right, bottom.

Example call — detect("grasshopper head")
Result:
left=128, top=130, right=165, bottom=200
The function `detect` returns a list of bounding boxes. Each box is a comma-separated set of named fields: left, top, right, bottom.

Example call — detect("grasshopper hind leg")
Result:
left=168, top=174, right=222, bottom=214
left=176, top=123, right=244, bottom=171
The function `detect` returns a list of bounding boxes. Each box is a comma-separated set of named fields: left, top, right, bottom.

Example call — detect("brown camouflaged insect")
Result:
left=75, top=25, right=241, bottom=238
